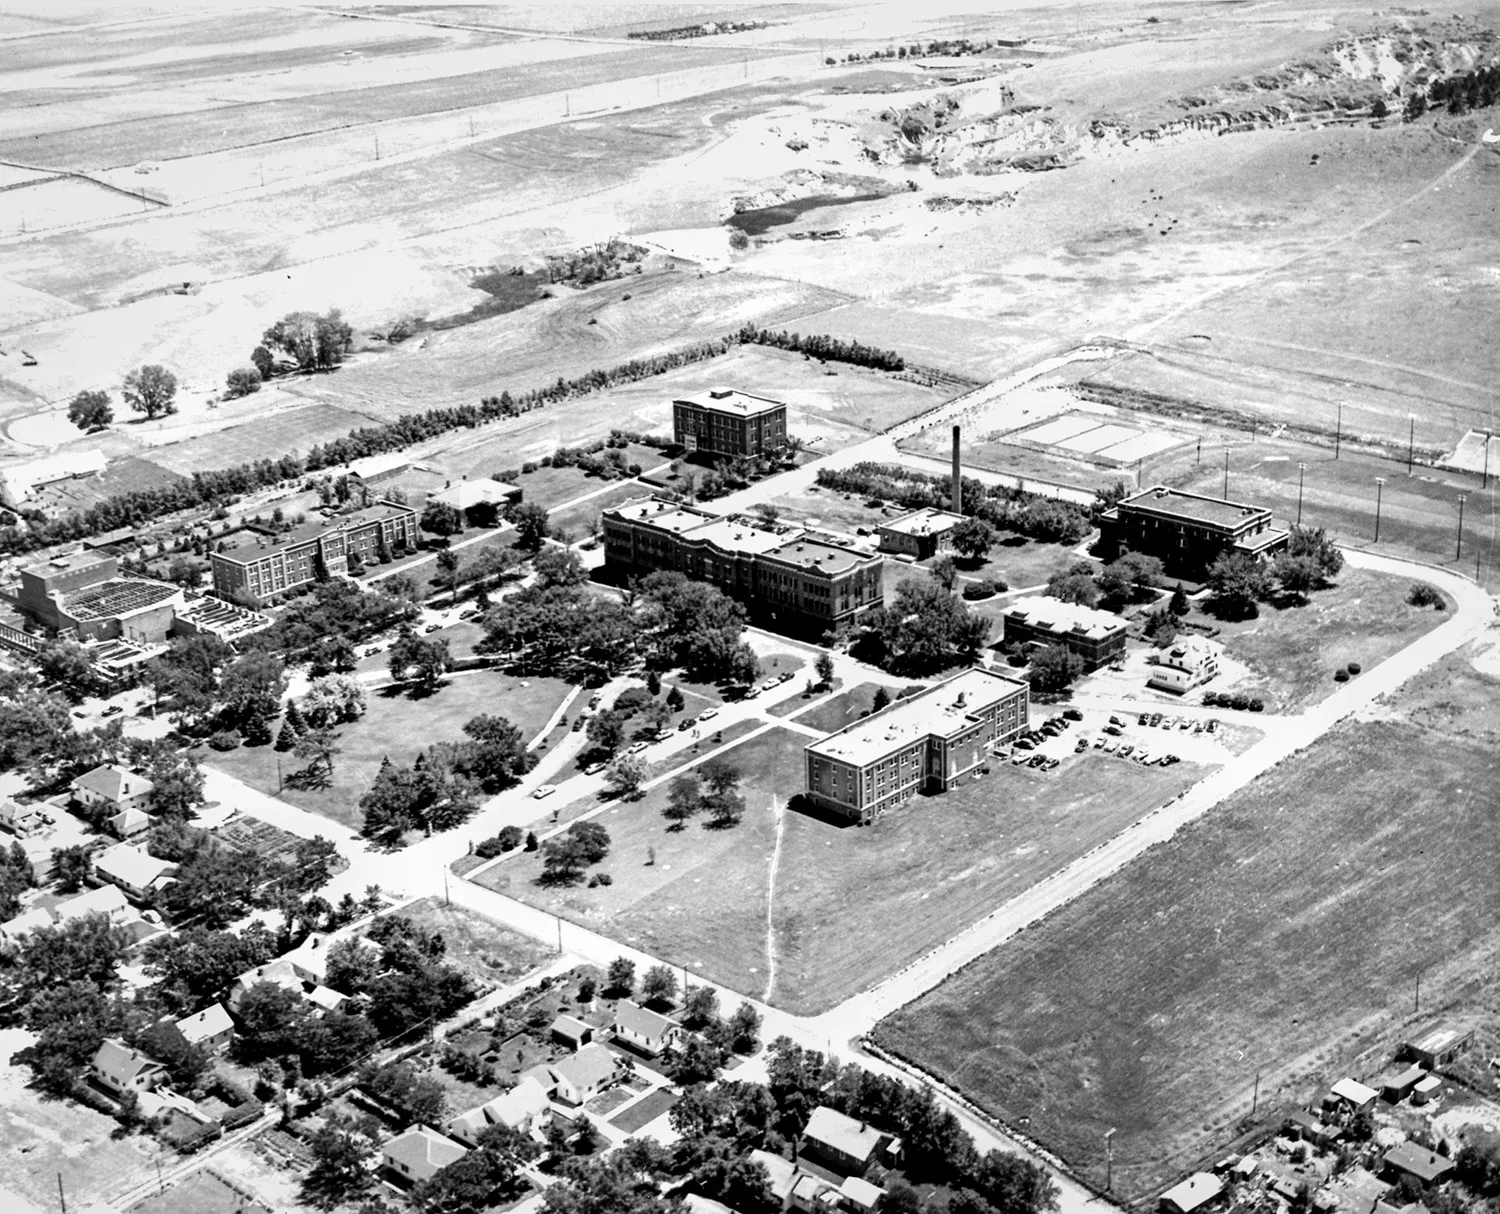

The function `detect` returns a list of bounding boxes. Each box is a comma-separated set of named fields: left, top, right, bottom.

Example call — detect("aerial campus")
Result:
left=1, top=4, right=1499, bottom=1214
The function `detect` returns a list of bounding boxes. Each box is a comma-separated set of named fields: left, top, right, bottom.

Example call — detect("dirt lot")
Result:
left=385, top=895, right=554, bottom=991
left=127, top=1170, right=271, bottom=1214
left=0, top=1028, right=157, bottom=1213
left=876, top=643, right=1500, bottom=1199
left=480, top=722, right=1211, bottom=1012
left=204, top=668, right=572, bottom=830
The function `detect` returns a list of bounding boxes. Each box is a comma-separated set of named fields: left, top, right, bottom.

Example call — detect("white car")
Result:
left=628, top=741, right=649, bottom=754
left=532, top=785, right=557, bottom=800
left=699, top=708, right=719, bottom=720
left=760, top=679, right=780, bottom=692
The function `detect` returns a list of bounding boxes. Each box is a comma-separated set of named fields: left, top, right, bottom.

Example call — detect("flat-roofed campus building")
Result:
left=1099, top=485, right=1288, bottom=577
left=1002, top=594, right=1129, bottom=672
left=877, top=507, right=966, bottom=560
left=804, top=668, right=1029, bottom=823
left=602, top=496, right=883, bottom=635
left=673, top=387, right=787, bottom=459
left=211, top=500, right=417, bottom=601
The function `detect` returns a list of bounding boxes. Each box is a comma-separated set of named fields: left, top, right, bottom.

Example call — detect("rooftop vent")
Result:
left=709, top=387, right=732, bottom=400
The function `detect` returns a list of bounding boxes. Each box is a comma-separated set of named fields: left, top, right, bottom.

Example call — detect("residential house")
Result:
left=800, top=1106, right=895, bottom=1177
left=227, top=958, right=306, bottom=1011
left=0, top=906, right=55, bottom=945
left=551, top=1014, right=595, bottom=1051
left=382, top=1125, right=468, bottom=1185
left=0, top=797, right=45, bottom=837
left=838, top=1177, right=885, bottom=1214
left=1148, top=636, right=1222, bottom=694
left=548, top=1043, right=618, bottom=1106
left=56, top=881, right=133, bottom=924
left=685, top=1197, right=738, bottom=1214
left=90, top=1038, right=167, bottom=1097
left=791, top=1175, right=834, bottom=1213
left=612, top=1000, right=680, bottom=1057
left=71, top=764, right=154, bottom=817
left=750, top=1148, right=799, bottom=1209
left=176, top=1004, right=234, bottom=1053
left=445, top=1076, right=551, bottom=1147
left=1382, top=1144, right=1455, bottom=1187
left=92, top=843, right=175, bottom=902
left=107, top=806, right=155, bottom=842
left=1159, top=1172, right=1224, bottom=1214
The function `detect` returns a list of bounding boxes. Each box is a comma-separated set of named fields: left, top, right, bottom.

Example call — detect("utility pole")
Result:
left=1484, top=432, right=1492, bottom=490
left=1104, top=1128, right=1116, bottom=1192
left=1374, top=477, right=1387, bottom=542
left=1297, top=462, right=1307, bottom=525
left=442, top=866, right=449, bottom=906
left=1457, top=494, right=1466, bottom=560
left=58, top=1173, right=67, bottom=1214
left=1408, top=414, right=1416, bottom=474
left=1196, top=436, right=1202, bottom=465
left=1222, top=448, right=1229, bottom=500
left=374, top=133, right=380, bottom=161
left=1415, top=968, right=1422, bottom=1013
left=1252, top=1069, right=1261, bottom=1115
left=1335, top=401, right=1343, bottom=460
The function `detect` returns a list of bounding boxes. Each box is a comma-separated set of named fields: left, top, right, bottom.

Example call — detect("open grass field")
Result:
left=127, top=1170, right=271, bottom=1214
left=205, top=668, right=572, bottom=830
left=143, top=402, right=383, bottom=476
left=784, top=681, right=903, bottom=734
left=875, top=646, right=1500, bottom=1201
left=0, top=1029, right=156, bottom=1214
left=479, top=723, right=1211, bottom=1012
left=387, top=895, right=553, bottom=990
left=1197, top=567, right=1450, bottom=711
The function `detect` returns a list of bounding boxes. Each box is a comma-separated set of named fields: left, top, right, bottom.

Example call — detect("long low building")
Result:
left=602, top=495, right=884, bottom=635
left=1002, top=595, right=1128, bottom=671
left=804, top=668, right=1029, bottom=823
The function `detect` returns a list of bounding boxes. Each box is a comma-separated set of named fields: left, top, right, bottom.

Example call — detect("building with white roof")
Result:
left=878, top=507, right=966, bottom=560
left=800, top=1105, right=896, bottom=1176
left=92, top=843, right=175, bottom=902
left=1149, top=635, right=1221, bottom=694
left=673, top=387, right=787, bottom=458
left=804, top=668, right=1028, bottom=823
left=0, top=450, right=107, bottom=511
left=176, top=1003, right=234, bottom=1052
left=55, top=883, right=132, bottom=924
left=429, top=477, right=521, bottom=517
left=1002, top=594, right=1128, bottom=671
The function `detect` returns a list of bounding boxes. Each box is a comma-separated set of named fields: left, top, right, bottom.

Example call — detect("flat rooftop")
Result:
left=808, top=668, right=1027, bottom=767
left=1004, top=594, right=1128, bottom=641
left=62, top=578, right=177, bottom=621
left=1119, top=486, right=1270, bottom=529
left=608, top=497, right=719, bottom=534
left=217, top=500, right=413, bottom=559
left=21, top=550, right=113, bottom=579
left=881, top=507, right=965, bottom=537
left=686, top=514, right=793, bottom=556
left=675, top=387, right=785, bottom=418
left=763, top=534, right=872, bottom=576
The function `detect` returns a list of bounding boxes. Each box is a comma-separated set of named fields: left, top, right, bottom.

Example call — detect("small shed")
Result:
left=1382, top=1066, right=1427, bottom=1104
left=1284, top=1109, right=1338, bottom=1146
left=550, top=1014, right=594, bottom=1051
left=1328, top=1077, right=1378, bottom=1112
left=1412, top=1076, right=1443, bottom=1106
left=1402, top=1028, right=1474, bottom=1071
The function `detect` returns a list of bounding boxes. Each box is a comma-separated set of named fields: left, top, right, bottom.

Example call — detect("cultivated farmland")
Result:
left=875, top=647, right=1500, bottom=1200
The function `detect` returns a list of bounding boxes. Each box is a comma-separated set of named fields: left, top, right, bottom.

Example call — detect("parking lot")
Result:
left=1001, top=703, right=1243, bottom=773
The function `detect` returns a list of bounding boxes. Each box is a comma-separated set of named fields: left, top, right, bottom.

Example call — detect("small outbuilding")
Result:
left=550, top=1013, right=594, bottom=1051
left=1402, top=1028, right=1474, bottom=1071
left=1382, top=1143, right=1455, bottom=1187
left=1327, top=1077, right=1379, bottom=1112
left=1382, top=1066, right=1428, bottom=1104
left=1159, top=1172, right=1224, bottom=1214
left=1412, top=1076, right=1443, bottom=1106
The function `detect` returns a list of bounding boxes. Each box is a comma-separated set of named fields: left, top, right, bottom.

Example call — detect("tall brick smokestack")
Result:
left=951, top=424, right=962, bottom=515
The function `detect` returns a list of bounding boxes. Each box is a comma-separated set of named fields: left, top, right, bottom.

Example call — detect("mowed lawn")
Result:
left=206, top=669, right=572, bottom=830
left=874, top=713, right=1500, bottom=1200
left=1204, top=567, right=1444, bottom=710
left=478, top=727, right=1208, bottom=1013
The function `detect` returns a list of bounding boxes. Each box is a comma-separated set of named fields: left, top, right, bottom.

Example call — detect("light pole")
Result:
left=1374, top=477, right=1387, bottom=542
left=1105, top=1127, right=1116, bottom=1192
left=1408, top=414, right=1416, bottom=474
left=1457, top=494, right=1466, bottom=560
left=1484, top=432, right=1492, bottom=490
left=1335, top=400, right=1343, bottom=460
left=1297, top=462, right=1307, bottom=525
left=1222, top=448, right=1229, bottom=500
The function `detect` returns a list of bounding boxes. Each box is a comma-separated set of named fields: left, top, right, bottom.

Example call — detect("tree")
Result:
left=664, top=772, right=702, bottom=830
left=411, top=1137, right=527, bottom=1212
left=220, top=650, right=287, bottom=737
left=1169, top=582, right=1190, bottom=616
left=1028, top=643, right=1084, bottom=693
left=52, top=844, right=92, bottom=893
left=457, top=715, right=531, bottom=792
left=435, top=548, right=463, bottom=606
left=122, top=364, right=178, bottom=419
left=1285, top=524, right=1343, bottom=581
left=606, top=957, right=636, bottom=997
left=262, top=310, right=353, bottom=373
left=250, top=344, right=275, bottom=381
left=930, top=555, right=958, bottom=591
left=859, top=578, right=988, bottom=676
left=1274, top=553, right=1322, bottom=601
left=951, top=516, right=997, bottom=563
left=815, top=652, right=835, bottom=687
left=34, top=640, right=95, bottom=695
left=682, top=984, right=719, bottom=1029
left=389, top=634, right=451, bottom=693
left=604, top=753, right=648, bottom=800
left=1207, top=552, right=1271, bottom=620
left=664, top=684, right=685, bottom=712
left=422, top=501, right=464, bottom=538
left=16, top=980, right=116, bottom=1093
left=534, top=546, right=586, bottom=590
left=872, top=686, right=892, bottom=711
left=67, top=389, right=113, bottom=431
left=302, top=674, right=367, bottom=728
left=511, top=503, right=550, bottom=550
left=142, top=925, right=275, bottom=1015
left=302, top=1122, right=376, bottom=1210
left=1096, top=553, right=1163, bottom=610
left=325, top=936, right=382, bottom=995
left=640, top=964, right=677, bottom=1007
left=1045, top=562, right=1100, bottom=607
left=700, top=758, right=745, bottom=828
left=586, top=710, right=626, bottom=758
left=225, top=367, right=262, bottom=399
left=726, top=1001, right=762, bottom=1053
left=20, top=911, right=132, bottom=991
left=295, top=726, right=344, bottom=781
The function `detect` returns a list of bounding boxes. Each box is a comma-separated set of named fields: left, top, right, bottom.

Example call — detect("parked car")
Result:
left=1063, top=707, right=1083, bottom=722
left=532, top=785, right=557, bottom=800
left=1164, top=753, right=1181, bottom=765
left=1149, top=712, right=1163, bottom=727
left=1075, top=738, right=1090, bottom=752
left=677, top=718, right=694, bottom=731
left=1207, top=718, right=1218, bottom=733
left=1041, top=757, right=1060, bottom=771
left=71, top=709, right=87, bottom=719
left=102, top=705, right=123, bottom=718
left=628, top=741, right=649, bottom=754
left=1133, top=749, right=1151, bottom=764
left=571, top=717, right=585, bottom=732
left=1102, top=741, right=1118, bottom=753
left=1027, top=754, right=1047, bottom=769
left=742, top=686, right=760, bottom=699
left=588, top=694, right=602, bottom=709
left=699, top=707, right=719, bottom=720
left=1118, top=744, right=1134, bottom=758
left=1015, top=737, right=1036, bottom=751
left=760, top=679, right=779, bottom=692
left=364, top=646, right=381, bottom=656
left=1093, top=737, right=1106, bottom=749
left=1010, top=752, right=1029, bottom=765
left=423, top=623, right=441, bottom=634
left=1103, top=724, right=1122, bottom=736
left=1108, top=715, right=1123, bottom=726
left=1138, top=712, right=1150, bottom=726
left=1177, top=717, right=1193, bottom=730
left=1041, top=724, right=1062, bottom=738
left=1193, top=720, right=1205, bottom=733
left=584, top=762, right=606, bottom=776
left=778, top=671, right=795, bottom=684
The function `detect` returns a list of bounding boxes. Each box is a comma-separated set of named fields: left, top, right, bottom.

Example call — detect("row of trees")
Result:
left=815, top=463, right=1093, bottom=545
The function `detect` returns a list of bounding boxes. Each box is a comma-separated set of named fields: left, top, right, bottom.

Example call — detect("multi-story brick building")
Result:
left=601, top=496, right=884, bottom=634
left=877, top=507, right=966, bottom=560
left=803, top=668, right=1029, bottom=823
left=210, top=500, right=417, bottom=602
left=673, top=387, right=788, bottom=459
left=1098, top=485, right=1288, bottom=577
left=1001, top=594, right=1129, bottom=671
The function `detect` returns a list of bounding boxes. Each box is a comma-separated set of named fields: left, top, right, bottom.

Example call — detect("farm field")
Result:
left=0, top=1028, right=156, bottom=1214
left=478, top=724, right=1211, bottom=1012
left=204, top=668, right=572, bottom=830
left=875, top=647, right=1500, bottom=1201
left=1193, top=568, right=1450, bottom=711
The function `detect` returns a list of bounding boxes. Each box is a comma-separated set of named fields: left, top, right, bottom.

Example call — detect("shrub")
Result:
left=595, top=873, right=612, bottom=886
left=475, top=836, right=505, bottom=859
left=207, top=729, right=242, bottom=751
left=497, top=825, right=523, bottom=851
left=1408, top=582, right=1445, bottom=609
left=1346, top=662, right=1361, bottom=675
left=1334, top=670, right=1349, bottom=683
left=1249, top=698, right=1264, bottom=711
left=962, top=578, right=1003, bottom=600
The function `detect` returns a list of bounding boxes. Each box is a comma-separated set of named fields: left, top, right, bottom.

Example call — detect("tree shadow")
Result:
left=283, top=764, right=332, bottom=791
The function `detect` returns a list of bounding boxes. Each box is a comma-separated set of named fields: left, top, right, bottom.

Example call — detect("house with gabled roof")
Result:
left=382, top=1125, right=468, bottom=1185
left=0, top=797, right=45, bottom=837
left=176, top=1004, right=234, bottom=1053
left=0, top=906, right=55, bottom=945
left=90, top=1038, right=167, bottom=1097
left=612, top=999, right=680, bottom=1057
left=551, top=1013, right=594, bottom=1051
left=445, top=1076, right=551, bottom=1146
left=548, top=1043, right=618, bottom=1105
left=92, top=843, right=175, bottom=902
left=56, top=882, right=132, bottom=924
left=801, top=1106, right=896, bottom=1177
left=107, top=806, right=155, bottom=842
